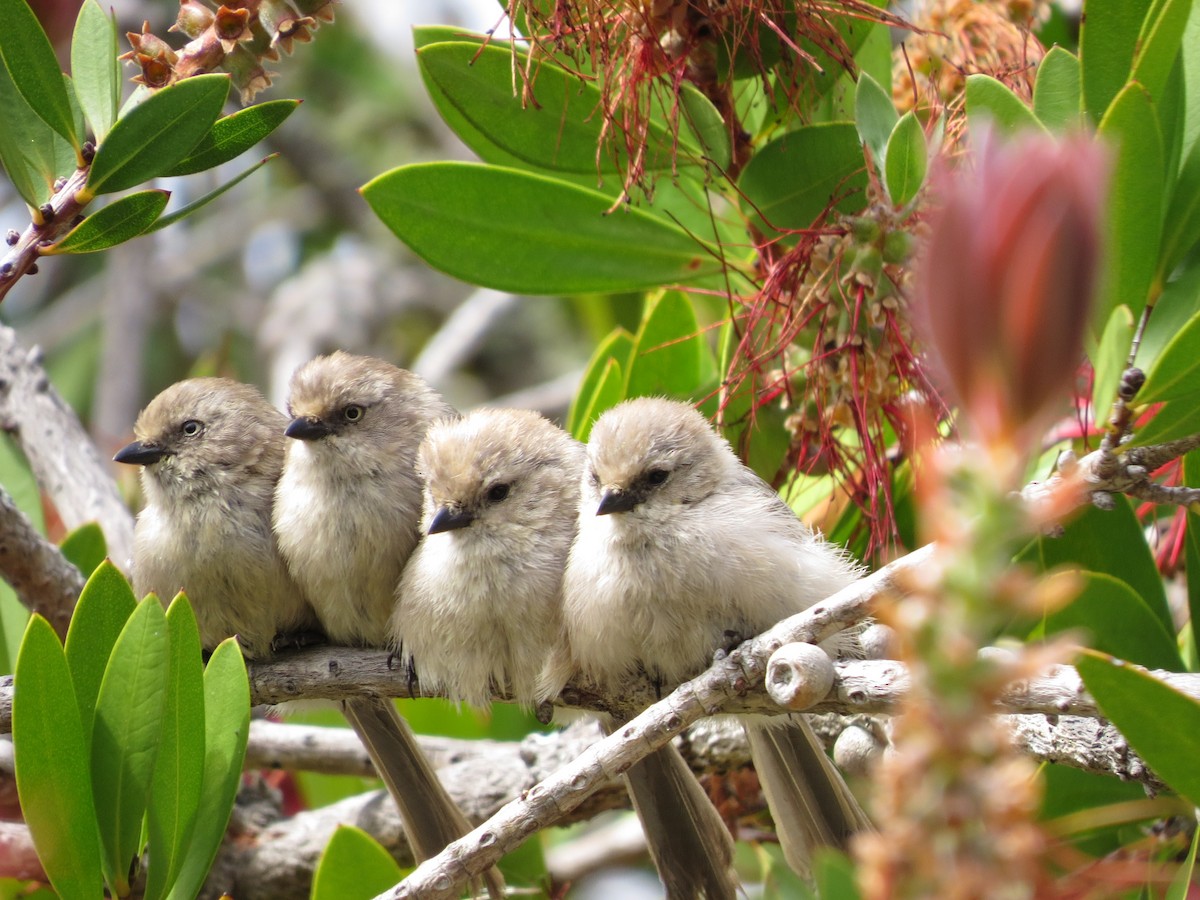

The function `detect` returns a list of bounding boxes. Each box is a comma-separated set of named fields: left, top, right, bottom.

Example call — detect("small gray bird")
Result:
left=561, top=396, right=871, bottom=881
left=273, top=352, right=502, bottom=898
left=114, top=377, right=317, bottom=658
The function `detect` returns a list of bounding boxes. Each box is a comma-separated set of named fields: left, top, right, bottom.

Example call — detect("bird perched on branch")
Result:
left=273, top=352, right=503, bottom=899
left=114, top=377, right=317, bottom=658
left=560, top=396, right=871, bottom=881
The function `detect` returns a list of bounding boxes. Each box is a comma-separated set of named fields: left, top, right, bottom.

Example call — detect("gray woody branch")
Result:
left=0, top=486, right=82, bottom=638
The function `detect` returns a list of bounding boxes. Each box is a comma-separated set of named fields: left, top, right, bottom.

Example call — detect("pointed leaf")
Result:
left=59, top=522, right=107, bottom=580
left=0, top=0, right=80, bottom=150
left=312, top=825, right=405, bottom=900
left=1160, top=135, right=1200, bottom=277
left=64, top=560, right=137, bottom=754
left=1138, top=305, right=1200, bottom=403
left=1090, top=304, right=1135, bottom=420
left=13, top=616, right=103, bottom=900
left=1033, top=47, right=1083, bottom=131
left=71, top=0, right=120, bottom=142
left=161, top=100, right=299, bottom=177
left=883, top=111, right=927, bottom=208
left=0, top=56, right=61, bottom=205
left=1077, top=651, right=1200, bottom=806
left=567, top=327, right=634, bottom=439
left=1185, top=450, right=1200, bottom=667
left=965, top=74, right=1045, bottom=137
left=855, top=71, right=898, bottom=170
left=625, top=291, right=710, bottom=399
left=164, top=638, right=250, bottom=900
left=574, top=358, right=625, bottom=444
left=91, top=596, right=170, bottom=896
left=362, top=162, right=723, bottom=295
left=45, top=189, right=169, bottom=255
left=1079, top=0, right=1155, bottom=120
left=147, top=154, right=276, bottom=233
left=144, top=596, right=205, bottom=900
left=737, top=123, right=868, bottom=234
left=87, top=74, right=229, bottom=195
left=1126, top=395, right=1200, bottom=447
left=1130, top=0, right=1194, bottom=107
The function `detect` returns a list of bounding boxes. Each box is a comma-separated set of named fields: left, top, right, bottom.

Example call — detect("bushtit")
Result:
left=397, top=408, right=737, bottom=898
left=113, top=377, right=317, bottom=658
left=562, top=397, right=870, bottom=879
left=272, top=352, right=503, bottom=898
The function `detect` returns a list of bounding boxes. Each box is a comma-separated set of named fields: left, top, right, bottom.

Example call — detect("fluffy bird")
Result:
left=273, top=352, right=502, bottom=898
left=114, top=377, right=317, bottom=658
left=562, top=396, right=870, bottom=880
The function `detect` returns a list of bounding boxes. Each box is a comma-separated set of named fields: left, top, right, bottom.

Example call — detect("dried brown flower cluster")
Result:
left=122, top=0, right=335, bottom=102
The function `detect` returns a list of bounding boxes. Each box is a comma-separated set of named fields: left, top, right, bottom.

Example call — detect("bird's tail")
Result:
left=343, top=696, right=506, bottom=900
left=743, top=713, right=871, bottom=880
left=623, top=744, right=739, bottom=900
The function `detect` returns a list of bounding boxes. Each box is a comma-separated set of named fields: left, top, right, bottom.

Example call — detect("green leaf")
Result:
left=1167, top=823, right=1200, bottom=900
left=0, top=437, right=42, bottom=674
left=1079, top=0, right=1154, bottom=120
left=13, top=616, right=104, bottom=900
left=71, top=0, right=119, bottom=142
left=1077, top=652, right=1200, bottom=806
left=312, top=825, right=405, bottom=900
left=965, top=74, right=1046, bottom=137
left=147, top=154, right=276, bottom=233
left=1181, top=0, right=1200, bottom=167
left=64, top=561, right=137, bottom=754
left=165, top=638, right=250, bottom=900
left=59, top=522, right=107, bottom=579
left=1032, top=47, right=1083, bottom=131
left=0, top=56, right=64, bottom=206
left=1138, top=305, right=1200, bottom=403
left=1185, top=450, right=1200, bottom=668
left=44, top=189, right=169, bottom=254
left=1160, top=136, right=1200, bottom=277
left=1129, top=0, right=1194, bottom=107
left=624, top=291, right=710, bottom=399
left=1090, top=304, right=1135, bottom=420
left=1126, top=393, right=1200, bottom=446
left=144, top=596, right=206, bottom=900
left=1035, top=571, right=1183, bottom=671
left=883, top=111, right=927, bottom=208
left=855, top=71, right=898, bottom=171
left=92, top=596, right=170, bottom=896
left=737, top=123, right=868, bottom=234
left=567, top=328, right=634, bottom=439
left=87, top=74, right=230, bottom=196
left=160, top=100, right=299, bottom=177
left=0, top=0, right=80, bottom=151
left=362, top=163, right=723, bottom=295
left=1095, top=83, right=1165, bottom=327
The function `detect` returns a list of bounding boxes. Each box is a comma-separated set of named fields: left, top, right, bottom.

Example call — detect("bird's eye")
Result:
left=343, top=404, right=364, bottom=422
left=486, top=483, right=511, bottom=503
left=646, top=468, right=669, bottom=486
left=181, top=420, right=203, bottom=437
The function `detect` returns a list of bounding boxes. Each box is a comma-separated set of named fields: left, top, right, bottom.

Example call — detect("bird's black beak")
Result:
left=113, top=440, right=167, bottom=466
left=428, top=506, right=475, bottom=534
left=285, top=416, right=332, bottom=441
left=596, top=489, right=640, bottom=516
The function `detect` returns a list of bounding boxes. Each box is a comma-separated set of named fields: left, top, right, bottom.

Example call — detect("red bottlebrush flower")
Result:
left=914, top=131, right=1107, bottom=458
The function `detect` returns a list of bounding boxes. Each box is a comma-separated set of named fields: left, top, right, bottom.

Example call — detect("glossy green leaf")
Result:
left=312, top=825, right=405, bottom=900
left=1077, top=652, right=1200, bottom=806
left=92, top=596, right=169, bottom=895
left=1079, top=0, right=1154, bottom=120
left=1036, top=571, right=1182, bottom=671
left=1090, top=304, right=1135, bottom=421
left=855, top=72, right=898, bottom=171
left=716, top=319, right=792, bottom=482
left=87, top=74, right=229, bottom=196
left=71, top=0, right=119, bottom=142
left=1032, top=47, right=1083, bottom=130
left=59, top=522, right=107, bottom=579
left=0, top=57, right=65, bottom=206
left=44, top=189, right=169, bottom=255
left=1138, top=305, right=1200, bottom=403
left=13, top=616, right=104, bottom=900
left=161, top=100, right=299, bottom=177
left=144, top=596, right=205, bottom=900
left=1126, top=394, right=1200, bottom=447
left=677, top=82, right=732, bottom=172
left=1186, top=450, right=1200, bottom=676
left=1160, top=136, right=1200, bottom=277
left=737, top=123, right=868, bottom=234
left=575, top=358, right=624, bottom=444
left=64, top=561, right=137, bottom=754
left=0, top=0, right=80, bottom=150
left=1019, top=498, right=1172, bottom=635
left=965, top=74, right=1045, bottom=136
left=1181, top=1, right=1200, bottom=166
left=1130, top=0, right=1194, bottom=106
left=1095, top=83, right=1165, bottom=327
left=883, top=111, right=927, bottom=208
left=625, top=291, right=711, bottom=399
left=164, top=638, right=250, bottom=900
left=362, top=163, right=723, bottom=295
left=147, top=154, right=276, bottom=233
left=567, top=327, right=634, bottom=439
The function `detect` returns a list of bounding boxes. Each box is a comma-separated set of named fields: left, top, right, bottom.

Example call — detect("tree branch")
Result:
left=0, top=485, right=83, bottom=638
